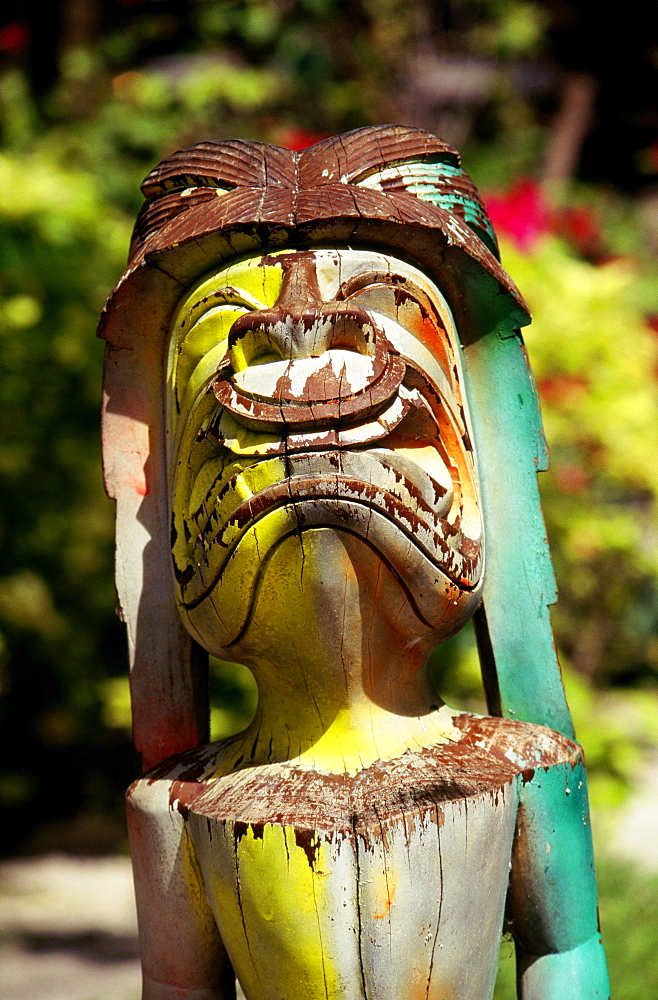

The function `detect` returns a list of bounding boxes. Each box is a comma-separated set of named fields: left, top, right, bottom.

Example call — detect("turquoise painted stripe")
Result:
left=356, top=159, right=499, bottom=253
left=462, top=326, right=573, bottom=736
left=510, top=762, right=609, bottom=994
left=517, top=933, right=610, bottom=999
left=405, top=180, right=497, bottom=247
left=514, top=760, right=599, bottom=952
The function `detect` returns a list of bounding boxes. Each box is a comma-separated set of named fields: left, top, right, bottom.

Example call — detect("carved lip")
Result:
left=210, top=349, right=406, bottom=432
left=178, top=466, right=482, bottom=610
left=210, top=382, right=421, bottom=457
left=177, top=447, right=481, bottom=608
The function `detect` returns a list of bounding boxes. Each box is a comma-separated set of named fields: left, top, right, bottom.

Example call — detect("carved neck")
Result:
left=227, top=529, right=458, bottom=773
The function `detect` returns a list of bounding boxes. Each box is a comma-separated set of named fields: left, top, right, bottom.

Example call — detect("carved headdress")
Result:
left=99, top=125, right=571, bottom=768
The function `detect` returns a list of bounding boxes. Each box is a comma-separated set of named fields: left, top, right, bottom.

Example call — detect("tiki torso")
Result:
left=132, top=714, right=578, bottom=1000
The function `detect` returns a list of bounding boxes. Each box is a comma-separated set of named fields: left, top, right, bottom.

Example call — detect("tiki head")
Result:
left=100, top=126, right=567, bottom=768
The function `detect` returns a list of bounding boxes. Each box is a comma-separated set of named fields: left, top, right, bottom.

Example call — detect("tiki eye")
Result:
left=339, top=273, right=432, bottom=315
left=178, top=287, right=265, bottom=336
left=337, top=271, right=404, bottom=300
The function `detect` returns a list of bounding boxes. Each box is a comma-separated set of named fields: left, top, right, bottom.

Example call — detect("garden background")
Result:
left=0, top=1, right=657, bottom=997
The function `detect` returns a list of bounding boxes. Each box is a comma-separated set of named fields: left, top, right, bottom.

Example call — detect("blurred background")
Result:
left=0, top=1, right=657, bottom=997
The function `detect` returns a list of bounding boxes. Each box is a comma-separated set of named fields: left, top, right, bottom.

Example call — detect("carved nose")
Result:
left=211, top=303, right=406, bottom=432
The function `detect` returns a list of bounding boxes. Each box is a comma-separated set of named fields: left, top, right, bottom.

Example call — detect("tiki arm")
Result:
left=127, top=777, right=236, bottom=1000
left=507, top=754, right=610, bottom=999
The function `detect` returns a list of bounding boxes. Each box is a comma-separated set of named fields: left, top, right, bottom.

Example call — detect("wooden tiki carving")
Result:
left=99, top=126, right=610, bottom=1000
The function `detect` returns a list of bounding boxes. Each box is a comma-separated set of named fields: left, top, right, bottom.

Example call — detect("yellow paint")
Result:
left=168, top=256, right=286, bottom=576
left=168, top=255, right=285, bottom=436
left=292, top=703, right=461, bottom=774
left=184, top=507, right=303, bottom=649
left=188, top=529, right=463, bottom=772
left=213, top=411, right=283, bottom=456
left=372, top=870, right=398, bottom=918
left=169, top=250, right=477, bottom=784
left=176, top=307, right=243, bottom=390
left=209, top=823, right=346, bottom=1000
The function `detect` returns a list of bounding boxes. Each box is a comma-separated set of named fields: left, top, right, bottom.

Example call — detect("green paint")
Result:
left=514, top=760, right=598, bottom=951
left=358, top=156, right=500, bottom=254
left=458, top=271, right=609, bottom=993
left=518, top=934, right=610, bottom=999
left=510, top=760, right=609, bottom=996
left=462, top=325, right=573, bottom=737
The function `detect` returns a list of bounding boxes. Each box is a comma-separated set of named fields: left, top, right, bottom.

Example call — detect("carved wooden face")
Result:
left=167, top=249, right=483, bottom=656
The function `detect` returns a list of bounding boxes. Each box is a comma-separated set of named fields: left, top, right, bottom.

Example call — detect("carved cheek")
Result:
left=409, top=310, right=456, bottom=384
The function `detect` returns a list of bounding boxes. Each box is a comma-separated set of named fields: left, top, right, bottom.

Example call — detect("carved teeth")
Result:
left=233, top=350, right=378, bottom=402
left=182, top=457, right=481, bottom=610
left=187, top=377, right=470, bottom=569
left=214, top=385, right=419, bottom=456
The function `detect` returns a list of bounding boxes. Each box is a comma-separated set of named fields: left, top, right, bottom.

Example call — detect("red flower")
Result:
left=555, top=463, right=589, bottom=495
left=485, top=179, right=551, bottom=252
left=645, top=138, right=658, bottom=174
left=279, top=129, right=331, bottom=151
left=537, top=375, right=589, bottom=406
left=646, top=314, right=658, bottom=336
left=0, top=22, right=29, bottom=55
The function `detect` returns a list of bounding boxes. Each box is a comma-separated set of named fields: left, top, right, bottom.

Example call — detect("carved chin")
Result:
left=175, top=448, right=483, bottom=654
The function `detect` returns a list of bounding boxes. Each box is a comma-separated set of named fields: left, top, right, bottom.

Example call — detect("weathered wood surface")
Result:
left=464, top=329, right=573, bottom=736
left=128, top=714, right=601, bottom=1000
left=99, top=125, right=609, bottom=999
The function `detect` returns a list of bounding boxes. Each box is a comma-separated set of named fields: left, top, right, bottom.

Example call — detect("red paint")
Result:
left=123, top=475, right=149, bottom=496
left=411, top=313, right=454, bottom=381
left=373, top=890, right=396, bottom=918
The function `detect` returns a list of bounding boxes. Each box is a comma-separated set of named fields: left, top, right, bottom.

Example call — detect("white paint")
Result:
left=234, top=350, right=377, bottom=400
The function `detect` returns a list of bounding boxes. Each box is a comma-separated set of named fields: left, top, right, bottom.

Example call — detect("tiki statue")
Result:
left=99, top=126, right=610, bottom=1000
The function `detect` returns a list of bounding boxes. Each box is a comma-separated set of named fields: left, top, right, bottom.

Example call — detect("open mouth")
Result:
left=174, top=363, right=483, bottom=610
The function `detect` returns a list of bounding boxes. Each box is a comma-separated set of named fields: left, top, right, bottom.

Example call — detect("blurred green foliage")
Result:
left=0, top=0, right=657, bottom=858
left=514, top=240, right=658, bottom=687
